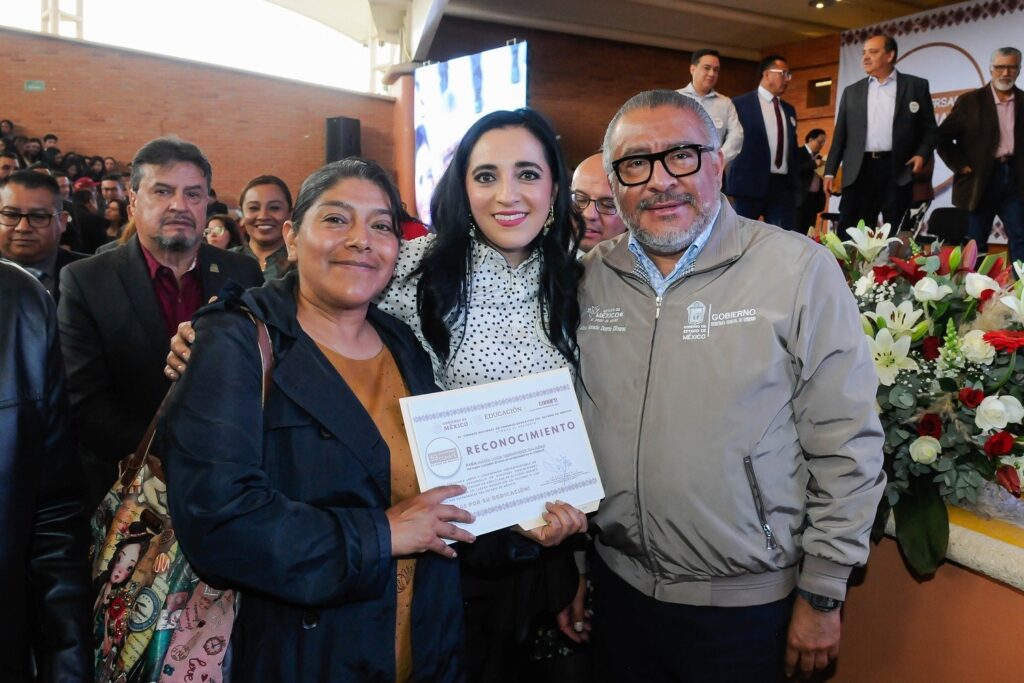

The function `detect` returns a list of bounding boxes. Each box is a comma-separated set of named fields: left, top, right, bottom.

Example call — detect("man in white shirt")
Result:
left=677, top=49, right=744, bottom=166
left=824, top=34, right=937, bottom=231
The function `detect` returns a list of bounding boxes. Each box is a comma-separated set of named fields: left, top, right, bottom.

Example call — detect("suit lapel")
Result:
left=272, top=332, right=390, bottom=498
left=198, top=243, right=230, bottom=299
left=115, top=237, right=168, bottom=350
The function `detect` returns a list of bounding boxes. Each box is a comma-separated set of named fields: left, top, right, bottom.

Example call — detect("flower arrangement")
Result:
left=822, top=222, right=1024, bottom=575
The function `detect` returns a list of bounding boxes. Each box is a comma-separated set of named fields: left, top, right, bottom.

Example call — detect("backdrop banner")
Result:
left=837, top=0, right=1024, bottom=236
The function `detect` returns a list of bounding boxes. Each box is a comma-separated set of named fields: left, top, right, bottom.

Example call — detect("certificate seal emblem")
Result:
left=909, top=101, right=920, bottom=113
left=424, top=437, right=462, bottom=478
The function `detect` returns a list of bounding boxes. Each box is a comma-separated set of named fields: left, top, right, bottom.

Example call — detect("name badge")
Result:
left=909, top=101, right=920, bottom=113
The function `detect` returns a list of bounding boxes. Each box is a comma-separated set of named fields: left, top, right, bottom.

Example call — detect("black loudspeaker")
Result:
left=325, top=116, right=361, bottom=162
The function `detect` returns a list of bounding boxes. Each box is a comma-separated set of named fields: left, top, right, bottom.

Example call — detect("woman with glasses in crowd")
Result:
left=204, top=213, right=244, bottom=250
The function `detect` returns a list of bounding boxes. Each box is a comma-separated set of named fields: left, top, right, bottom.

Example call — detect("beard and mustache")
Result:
left=153, top=212, right=202, bottom=252
left=619, top=191, right=720, bottom=255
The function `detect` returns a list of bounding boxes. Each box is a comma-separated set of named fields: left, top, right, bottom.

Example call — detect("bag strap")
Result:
left=119, top=314, right=274, bottom=487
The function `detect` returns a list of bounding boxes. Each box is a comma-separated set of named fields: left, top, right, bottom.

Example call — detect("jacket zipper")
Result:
left=743, top=456, right=778, bottom=550
left=632, top=294, right=662, bottom=566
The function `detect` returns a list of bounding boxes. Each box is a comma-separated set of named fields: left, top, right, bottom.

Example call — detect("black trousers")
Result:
left=838, top=153, right=913, bottom=232
left=591, top=554, right=793, bottom=683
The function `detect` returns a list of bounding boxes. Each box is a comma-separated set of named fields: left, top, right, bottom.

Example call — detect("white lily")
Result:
left=1015, top=261, right=1024, bottom=281
left=964, top=272, right=1000, bottom=299
left=873, top=300, right=924, bottom=337
left=1000, top=288, right=1024, bottom=323
left=867, top=328, right=919, bottom=386
left=843, top=222, right=901, bottom=261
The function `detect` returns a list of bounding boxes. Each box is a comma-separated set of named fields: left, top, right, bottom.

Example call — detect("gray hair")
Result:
left=992, top=47, right=1022, bottom=64
left=130, top=136, right=212, bottom=192
left=602, top=90, right=720, bottom=176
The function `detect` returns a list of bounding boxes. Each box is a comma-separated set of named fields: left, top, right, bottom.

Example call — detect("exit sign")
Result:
left=24, top=80, right=45, bottom=91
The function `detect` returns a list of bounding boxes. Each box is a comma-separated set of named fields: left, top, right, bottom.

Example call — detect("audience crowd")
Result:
left=1, top=32, right=1021, bottom=683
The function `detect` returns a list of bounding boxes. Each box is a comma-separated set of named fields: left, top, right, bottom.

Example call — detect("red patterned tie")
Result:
left=773, top=97, right=784, bottom=169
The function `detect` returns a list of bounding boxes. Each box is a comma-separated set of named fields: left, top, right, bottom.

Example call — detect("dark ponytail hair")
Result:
left=414, top=108, right=582, bottom=369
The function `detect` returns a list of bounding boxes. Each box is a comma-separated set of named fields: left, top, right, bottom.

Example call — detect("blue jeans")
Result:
left=967, top=160, right=1024, bottom=267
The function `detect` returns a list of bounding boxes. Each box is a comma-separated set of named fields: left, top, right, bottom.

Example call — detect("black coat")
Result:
left=57, top=235, right=263, bottom=508
left=0, top=261, right=92, bottom=683
left=826, top=71, right=938, bottom=188
left=160, top=273, right=464, bottom=681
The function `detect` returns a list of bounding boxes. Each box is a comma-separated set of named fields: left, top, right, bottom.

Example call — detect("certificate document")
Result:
left=400, top=368, right=604, bottom=538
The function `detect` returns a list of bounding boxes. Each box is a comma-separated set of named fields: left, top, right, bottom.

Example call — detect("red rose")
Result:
left=984, top=431, right=1015, bottom=458
left=983, top=330, right=1024, bottom=353
left=996, top=465, right=1021, bottom=498
left=917, top=413, right=943, bottom=438
left=958, top=388, right=985, bottom=408
left=921, top=336, right=941, bottom=361
left=873, top=265, right=900, bottom=284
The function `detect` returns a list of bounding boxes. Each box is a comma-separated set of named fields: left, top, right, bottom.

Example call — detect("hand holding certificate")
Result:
left=400, top=368, right=604, bottom=540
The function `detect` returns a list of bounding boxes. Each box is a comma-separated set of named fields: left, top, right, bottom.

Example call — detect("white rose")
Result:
left=854, top=275, right=874, bottom=297
left=912, top=277, right=953, bottom=302
left=961, top=330, right=996, bottom=365
left=976, top=395, right=1024, bottom=432
left=965, top=272, right=999, bottom=299
left=909, top=436, right=941, bottom=465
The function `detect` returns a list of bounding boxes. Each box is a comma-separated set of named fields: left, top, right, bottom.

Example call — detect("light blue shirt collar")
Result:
left=627, top=201, right=721, bottom=296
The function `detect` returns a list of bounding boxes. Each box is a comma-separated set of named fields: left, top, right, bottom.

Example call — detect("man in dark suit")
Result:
left=726, top=55, right=801, bottom=231
left=796, top=129, right=828, bottom=233
left=825, top=34, right=938, bottom=233
left=58, top=137, right=263, bottom=510
left=937, top=46, right=1024, bottom=263
left=0, top=170, right=86, bottom=304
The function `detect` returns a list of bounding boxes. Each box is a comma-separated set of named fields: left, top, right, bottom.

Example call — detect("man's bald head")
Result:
left=571, top=153, right=627, bottom=252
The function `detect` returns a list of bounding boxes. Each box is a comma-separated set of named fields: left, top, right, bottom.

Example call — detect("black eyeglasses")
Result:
left=610, top=144, right=715, bottom=187
left=571, top=192, right=618, bottom=215
left=0, top=209, right=58, bottom=229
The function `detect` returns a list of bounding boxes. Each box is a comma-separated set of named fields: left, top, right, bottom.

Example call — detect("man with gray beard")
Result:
left=937, top=46, right=1024, bottom=264
left=577, top=90, right=885, bottom=682
left=58, top=137, right=262, bottom=510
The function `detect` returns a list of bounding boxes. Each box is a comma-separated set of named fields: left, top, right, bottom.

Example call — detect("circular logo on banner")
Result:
left=424, top=437, right=462, bottom=478
left=909, top=101, right=920, bottom=113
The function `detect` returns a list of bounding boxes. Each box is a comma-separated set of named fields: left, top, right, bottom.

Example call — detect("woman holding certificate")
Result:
left=165, top=110, right=591, bottom=680
left=379, top=109, right=591, bottom=681
left=160, top=159, right=475, bottom=681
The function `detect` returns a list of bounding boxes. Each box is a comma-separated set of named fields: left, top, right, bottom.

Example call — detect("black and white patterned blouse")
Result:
left=378, top=235, right=568, bottom=390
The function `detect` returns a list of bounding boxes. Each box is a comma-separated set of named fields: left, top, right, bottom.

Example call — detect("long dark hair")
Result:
left=413, top=108, right=582, bottom=369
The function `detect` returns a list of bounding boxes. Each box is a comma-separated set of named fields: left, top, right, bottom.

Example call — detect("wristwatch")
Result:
left=797, top=588, right=843, bottom=612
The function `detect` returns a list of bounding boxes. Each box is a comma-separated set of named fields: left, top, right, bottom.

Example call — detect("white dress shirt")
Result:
left=866, top=70, right=898, bottom=153
left=757, top=86, right=788, bottom=174
left=677, top=83, right=745, bottom=164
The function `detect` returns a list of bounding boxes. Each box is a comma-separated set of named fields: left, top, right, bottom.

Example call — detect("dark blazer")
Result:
left=937, top=83, right=1024, bottom=211
left=796, top=146, right=826, bottom=211
left=825, top=71, right=938, bottom=188
left=726, top=89, right=800, bottom=200
left=51, top=247, right=87, bottom=304
left=161, top=273, right=463, bottom=681
left=57, top=235, right=263, bottom=497
left=0, top=262, right=92, bottom=683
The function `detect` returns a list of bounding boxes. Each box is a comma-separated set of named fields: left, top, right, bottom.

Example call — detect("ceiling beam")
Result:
left=627, top=0, right=846, bottom=34
left=444, top=3, right=762, bottom=60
